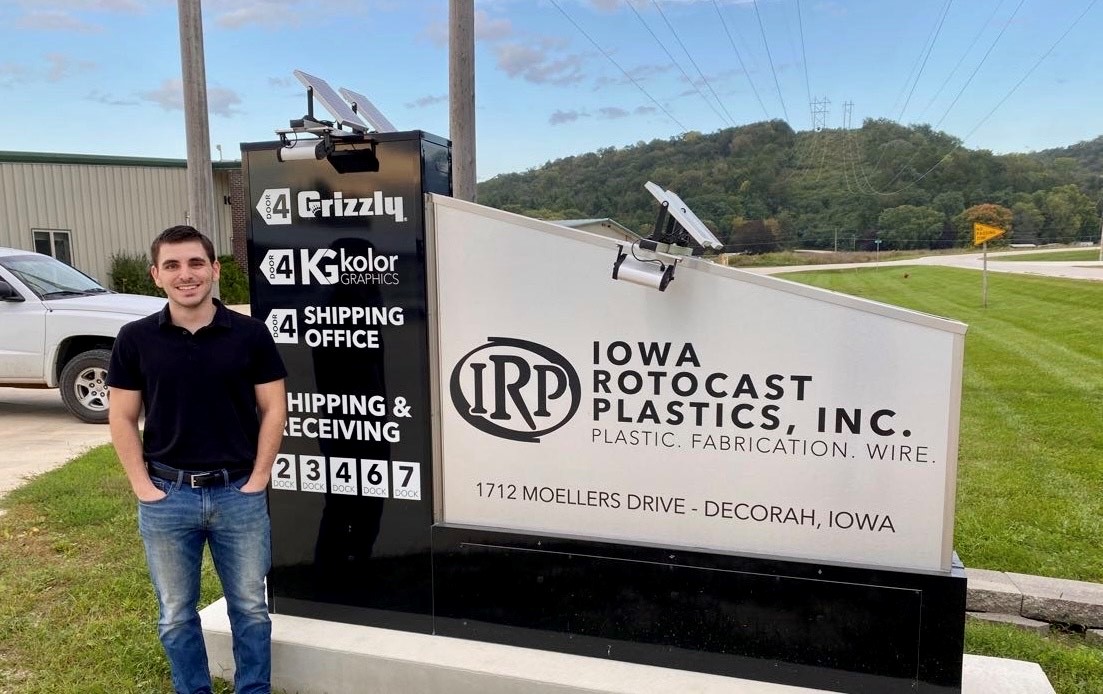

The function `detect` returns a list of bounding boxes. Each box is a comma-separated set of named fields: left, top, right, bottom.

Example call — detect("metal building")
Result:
left=0, top=151, right=241, bottom=285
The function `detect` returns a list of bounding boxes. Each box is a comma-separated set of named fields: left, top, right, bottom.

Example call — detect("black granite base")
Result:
left=431, top=525, right=966, bottom=694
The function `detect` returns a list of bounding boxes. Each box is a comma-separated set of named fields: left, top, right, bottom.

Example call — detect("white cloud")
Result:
left=549, top=109, right=588, bottom=125
left=214, top=1, right=303, bottom=29
left=138, top=79, right=243, bottom=117
left=0, top=63, right=31, bottom=89
left=597, top=106, right=629, bottom=119
left=17, top=10, right=103, bottom=32
left=45, top=53, right=96, bottom=82
left=208, top=86, right=244, bottom=117
left=495, top=42, right=586, bottom=85
left=18, top=0, right=143, bottom=11
left=405, top=94, right=448, bottom=109
left=85, top=89, right=138, bottom=106
left=425, top=8, right=514, bottom=47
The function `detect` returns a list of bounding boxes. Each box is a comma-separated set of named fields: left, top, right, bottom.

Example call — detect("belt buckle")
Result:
left=190, top=471, right=218, bottom=488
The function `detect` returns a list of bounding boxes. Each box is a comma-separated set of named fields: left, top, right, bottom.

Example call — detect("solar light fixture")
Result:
left=610, top=182, right=722, bottom=292
left=277, top=138, right=329, bottom=162
left=612, top=247, right=675, bottom=291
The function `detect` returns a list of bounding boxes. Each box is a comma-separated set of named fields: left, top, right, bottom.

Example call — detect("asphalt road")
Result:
left=745, top=247, right=1103, bottom=281
left=0, top=387, right=113, bottom=502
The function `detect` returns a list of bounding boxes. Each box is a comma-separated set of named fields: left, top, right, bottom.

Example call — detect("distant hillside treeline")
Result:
left=477, top=120, right=1102, bottom=252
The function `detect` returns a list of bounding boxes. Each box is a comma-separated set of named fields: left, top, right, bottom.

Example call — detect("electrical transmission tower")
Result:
left=811, top=97, right=830, bottom=131
left=842, top=100, right=853, bottom=129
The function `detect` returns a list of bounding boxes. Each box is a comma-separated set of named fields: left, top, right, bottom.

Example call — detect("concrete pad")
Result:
left=966, top=568, right=1024, bottom=614
left=961, top=655, right=1055, bottom=694
left=966, top=612, right=1049, bottom=634
left=0, top=387, right=112, bottom=500
left=1008, top=573, right=1103, bottom=627
left=200, top=599, right=1056, bottom=694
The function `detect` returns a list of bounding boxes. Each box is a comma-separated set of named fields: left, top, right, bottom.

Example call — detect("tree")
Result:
left=1010, top=201, right=1044, bottom=244
left=877, top=205, right=944, bottom=250
left=728, top=219, right=779, bottom=254
left=1036, top=185, right=1097, bottom=242
left=954, top=204, right=1013, bottom=246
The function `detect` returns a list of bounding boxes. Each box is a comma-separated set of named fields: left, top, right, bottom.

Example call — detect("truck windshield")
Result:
left=0, top=254, right=108, bottom=299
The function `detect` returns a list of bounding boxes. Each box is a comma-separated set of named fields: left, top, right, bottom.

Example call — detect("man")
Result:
left=108, top=225, right=287, bottom=694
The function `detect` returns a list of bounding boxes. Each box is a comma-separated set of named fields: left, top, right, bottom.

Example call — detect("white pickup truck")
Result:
left=0, top=246, right=165, bottom=423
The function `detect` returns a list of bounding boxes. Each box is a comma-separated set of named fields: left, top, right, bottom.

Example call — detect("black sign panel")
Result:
left=244, top=132, right=450, bottom=632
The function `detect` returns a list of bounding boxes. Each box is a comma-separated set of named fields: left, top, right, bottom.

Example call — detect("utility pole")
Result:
left=449, top=0, right=476, bottom=202
left=177, top=1, right=219, bottom=264
left=1098, top=212, right=1102, bottom=262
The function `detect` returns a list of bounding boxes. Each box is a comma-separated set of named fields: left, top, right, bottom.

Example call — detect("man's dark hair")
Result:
left=151, top=225, right=216, bottom=265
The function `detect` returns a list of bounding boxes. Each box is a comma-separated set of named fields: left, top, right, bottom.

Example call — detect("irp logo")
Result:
left=450, top=337, right=580, bottom=443
left=258, top=248, right=399, bottom=286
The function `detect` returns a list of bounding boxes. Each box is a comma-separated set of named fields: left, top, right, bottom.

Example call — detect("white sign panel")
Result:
left=431, top=197, right=965, bottom=573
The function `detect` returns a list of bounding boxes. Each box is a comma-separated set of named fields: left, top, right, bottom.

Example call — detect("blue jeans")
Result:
left=138, top=470, right=272, bottom=694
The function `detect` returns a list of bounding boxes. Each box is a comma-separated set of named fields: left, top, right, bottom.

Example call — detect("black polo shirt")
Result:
left=107, top=300, right=287, bottom=472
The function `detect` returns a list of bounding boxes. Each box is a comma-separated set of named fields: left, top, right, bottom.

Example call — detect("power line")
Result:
left=712, top=0, right=770, bottom=120
left=864, top=0, right=1101, bottom=197
left=751, top=0, right=790, bottom=122
left=897, top=0, right=955, bottom=122
left=933, top=0, right=1027, bottom=130
left=963, top=0, right=1099, bottom=142
left=796, top=0, right=813, bottom=127
left=916, top=0, right=1008, bottom=121
left=547, top=0, right=688, bottom=132
left=650, top=0, right=737, bottom=127
left=874, top=0, right=1029, bottom=193
left=625, top=0, right=732, bottom=127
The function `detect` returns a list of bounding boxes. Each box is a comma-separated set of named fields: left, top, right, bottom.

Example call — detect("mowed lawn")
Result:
left=782, top=266, right=1103, bottom=581
left=0, top=448, right=238, bottom=694
left=999, top=249, right=1100, bottom=262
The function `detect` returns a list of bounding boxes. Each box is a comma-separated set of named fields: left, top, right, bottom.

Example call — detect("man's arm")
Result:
left=108, top=387, right=162, bottom=502
left=242, top=378, right=287, bottom=493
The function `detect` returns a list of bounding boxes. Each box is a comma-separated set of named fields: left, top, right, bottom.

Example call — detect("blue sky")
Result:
left=1, top=0, right=1100, bottom=180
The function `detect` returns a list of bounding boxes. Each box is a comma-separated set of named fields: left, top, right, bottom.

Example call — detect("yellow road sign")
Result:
left=973, top=222, right=1005, bottom=245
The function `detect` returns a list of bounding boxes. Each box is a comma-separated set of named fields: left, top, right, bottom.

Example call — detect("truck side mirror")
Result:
left=0, top=279, right=25, bottom=302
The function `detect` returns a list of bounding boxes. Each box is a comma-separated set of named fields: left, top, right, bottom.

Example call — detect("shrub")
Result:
left=108, top=252, right=160, bottom=296
left=217, top=255, right=250, bottom=305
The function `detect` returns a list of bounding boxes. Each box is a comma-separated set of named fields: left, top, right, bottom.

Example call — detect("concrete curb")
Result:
left=966, top=568, right=1103, bottom=628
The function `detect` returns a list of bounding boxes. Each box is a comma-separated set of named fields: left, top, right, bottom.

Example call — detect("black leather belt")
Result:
left=148, top=463, right=251, bottom=488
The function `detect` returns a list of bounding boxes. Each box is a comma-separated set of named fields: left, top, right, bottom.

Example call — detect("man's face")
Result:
left=151, top=241, right=220, bottom=310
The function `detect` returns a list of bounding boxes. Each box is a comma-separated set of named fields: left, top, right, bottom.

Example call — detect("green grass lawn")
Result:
left=999, top=249, right=1101, bottom=262
left=0, top=447, right=238, bottom=694
left=782, top=266, right=1103, bottom=581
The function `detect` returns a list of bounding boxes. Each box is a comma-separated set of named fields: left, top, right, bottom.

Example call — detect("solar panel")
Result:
left=338, top=87, right=397, bottom=133
left=645, top=181, right=723, bottom=250
left=293, top=69, right=368, bottom=133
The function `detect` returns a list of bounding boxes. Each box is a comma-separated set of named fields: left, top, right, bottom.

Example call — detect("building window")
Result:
left=32, top=229, right=73, bottom=266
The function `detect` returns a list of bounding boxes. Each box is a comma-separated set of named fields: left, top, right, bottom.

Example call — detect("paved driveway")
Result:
left=0, top=387, right=112, bottom=499
left=745, top=247, right=1103, bottom=281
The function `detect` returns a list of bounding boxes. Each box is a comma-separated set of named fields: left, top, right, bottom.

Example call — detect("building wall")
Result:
left=0, top=158, right=234, bottom=287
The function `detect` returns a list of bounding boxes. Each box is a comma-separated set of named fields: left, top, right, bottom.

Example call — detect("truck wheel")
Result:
left=59, top=349, right=113, bottom=424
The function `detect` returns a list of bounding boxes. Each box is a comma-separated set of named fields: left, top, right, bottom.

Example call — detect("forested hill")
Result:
left=1034, top=135, right=1103, bottom=175
left=476, top=120, right=1102, bottom=252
